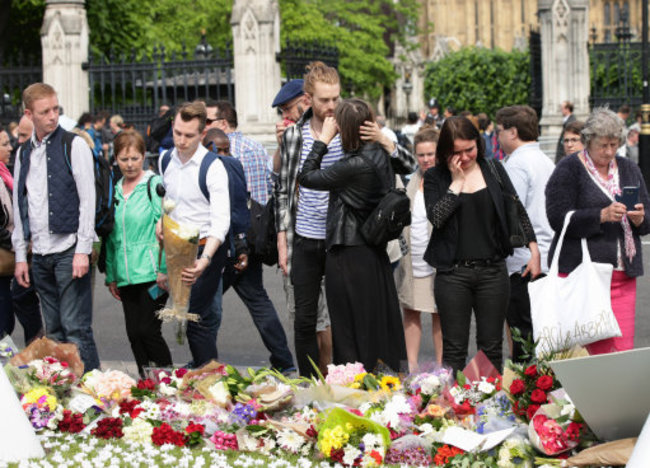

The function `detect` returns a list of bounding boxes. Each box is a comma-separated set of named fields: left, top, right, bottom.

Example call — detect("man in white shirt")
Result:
left=13, top=83, right=99, bottom=372
left=496, top=105, right=554, bottom=362
left=157, top=101, right=230, bottom=367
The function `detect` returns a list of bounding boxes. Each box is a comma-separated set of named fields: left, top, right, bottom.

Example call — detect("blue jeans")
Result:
left=31, top=247, right=100, bottom=372
left=434, top=261, right=510, bottom=374
left=186, top=244, right=227, bottom=367
left=219, top=257, right=294, bottom=371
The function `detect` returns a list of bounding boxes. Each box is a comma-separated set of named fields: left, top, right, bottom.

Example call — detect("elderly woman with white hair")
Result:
left=545, top=107, right=650, bottom=354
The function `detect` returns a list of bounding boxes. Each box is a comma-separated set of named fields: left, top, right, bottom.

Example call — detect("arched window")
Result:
left=614, top=2, right=620, bottom=25
left=605, top=2, right=611, bottom=25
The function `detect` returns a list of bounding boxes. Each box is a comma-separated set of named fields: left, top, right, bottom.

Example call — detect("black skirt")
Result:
left=325, top=244, right=407, bottom=373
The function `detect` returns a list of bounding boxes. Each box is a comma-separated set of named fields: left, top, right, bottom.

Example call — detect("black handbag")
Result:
left=486, top=159, right=527, bottom=248
left=358, top=155, right=411, bottom=246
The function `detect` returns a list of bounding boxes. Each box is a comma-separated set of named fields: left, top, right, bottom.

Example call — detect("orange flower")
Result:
left=424, top=404, right=447, bottom=418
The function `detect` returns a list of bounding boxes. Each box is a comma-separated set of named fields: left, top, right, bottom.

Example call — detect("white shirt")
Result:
left=160, top=145, right=230, bottom=242
left=411, top=190, right=434, bottom=277
left=503, top=142, right=555, bottom=275
left=12, top=129, right=96, bottom=262
left=380, top=126, right=398, bottom=144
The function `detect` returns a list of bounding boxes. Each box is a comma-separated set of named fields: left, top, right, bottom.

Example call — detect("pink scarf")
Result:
left=0, top=162, right=13, bottom=192
left=582, top=150, right=636, bottom=261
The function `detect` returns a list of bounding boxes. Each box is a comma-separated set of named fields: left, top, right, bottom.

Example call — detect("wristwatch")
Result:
left=200, top=253, right=212, bottom=264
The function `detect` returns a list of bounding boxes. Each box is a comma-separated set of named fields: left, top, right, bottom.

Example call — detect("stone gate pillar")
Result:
left=41, top=0, right=89, bottom=122
left=231, top=0, right=281, bottom=141
left=538, top=0, right=590, bottom=153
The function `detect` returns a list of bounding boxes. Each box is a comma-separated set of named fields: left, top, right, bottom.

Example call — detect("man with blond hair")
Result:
left=157, top=100, right=230, bottom=367
left=13, top=83, right=99, bottom=372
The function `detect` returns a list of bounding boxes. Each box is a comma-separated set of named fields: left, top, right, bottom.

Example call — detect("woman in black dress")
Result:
left=298, top=98, right=409, bottom=373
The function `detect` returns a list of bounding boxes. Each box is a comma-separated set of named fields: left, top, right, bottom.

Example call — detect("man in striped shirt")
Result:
left=275, top=62, right=342, bottom=377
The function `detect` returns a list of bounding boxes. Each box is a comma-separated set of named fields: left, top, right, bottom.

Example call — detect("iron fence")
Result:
left=276, top=40, right=339, bottom=80
left=84, top=35, right=233, bottom=134
left=589, top=11, right=644, bottom=110
left=528, top=29, right=543, bottom=119
left=0, top=54, right=42, bottom=127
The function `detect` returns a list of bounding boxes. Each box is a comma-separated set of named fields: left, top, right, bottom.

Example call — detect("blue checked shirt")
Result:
left=228, top=131, right=272, bottom=205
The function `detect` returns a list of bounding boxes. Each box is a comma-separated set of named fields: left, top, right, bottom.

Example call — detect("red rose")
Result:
left=530, top=389, right=548, bottom=404
left=509, top=379, right=525, bottom=395
left=174, top=368, right=188, bottom=379
left=524, top=365, right=538, bottom=377
left=526, top=404, right=541, bottom=420
left=536, top=375, right=554, bottom=391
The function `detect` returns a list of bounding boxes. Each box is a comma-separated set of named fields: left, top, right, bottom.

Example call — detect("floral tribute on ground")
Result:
left=0, top=334, right=635, bottom=467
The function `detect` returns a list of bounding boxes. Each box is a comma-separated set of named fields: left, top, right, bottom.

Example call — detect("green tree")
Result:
left=279, top=0, right=420, bottom=100
left=424, top=47, right=531, bottom=117
left=0, top=0, right=45, bottom=62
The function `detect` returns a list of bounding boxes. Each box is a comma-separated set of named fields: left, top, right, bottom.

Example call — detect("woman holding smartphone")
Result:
left=105, top=130, right=172, bottom=377
left=546, top=108, right=650, bottom=354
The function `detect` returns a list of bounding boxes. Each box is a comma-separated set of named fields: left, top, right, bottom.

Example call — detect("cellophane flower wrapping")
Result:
left=158, top=212, right=200, bottom=323
left=10, top=337, right=84, bottom=378
left=528, top=390, right=584, bottom=456
left=317, top=407, right=390, bottom=465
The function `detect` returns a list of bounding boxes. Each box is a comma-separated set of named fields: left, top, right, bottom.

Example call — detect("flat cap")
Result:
left=272, top=79, right=305, bottom=108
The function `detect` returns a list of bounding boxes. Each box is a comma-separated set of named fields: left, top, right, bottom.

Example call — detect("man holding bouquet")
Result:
left=157, top=101, right=230, bottom=367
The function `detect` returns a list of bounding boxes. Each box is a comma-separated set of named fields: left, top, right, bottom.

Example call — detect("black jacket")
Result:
left=422, top=157, right=536, bottom=271
left=298, top=141, right=409, bottom=249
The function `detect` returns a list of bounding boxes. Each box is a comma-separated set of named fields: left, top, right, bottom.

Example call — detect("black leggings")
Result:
left=118, top=282, right=172, bottom=377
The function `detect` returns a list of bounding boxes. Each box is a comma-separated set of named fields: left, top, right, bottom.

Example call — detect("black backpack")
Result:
left=247, top=194, right=278, bottom=266
left=358, top=154, right=411, bottom=246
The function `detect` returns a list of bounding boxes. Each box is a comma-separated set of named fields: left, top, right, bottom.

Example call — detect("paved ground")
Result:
left=10, top=243, right=650, bottom=377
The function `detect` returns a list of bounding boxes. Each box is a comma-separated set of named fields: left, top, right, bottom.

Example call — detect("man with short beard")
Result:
left=275, top=62, right=416, bottom=377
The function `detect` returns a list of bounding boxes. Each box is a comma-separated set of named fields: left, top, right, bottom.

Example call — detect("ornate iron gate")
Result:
left=528, top=29, right=543, bottom=118
left=276, top=40, right=339, bottom=80
left=84, top=35, right=233, bottom=133
left=0, top=54, right=42, bottom=126
left=589, top=12, right=643, bottom=110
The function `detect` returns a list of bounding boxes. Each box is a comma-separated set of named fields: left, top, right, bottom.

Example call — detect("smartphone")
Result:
left=147, top=283, right=165, bottom=300
left=615, top=186, right=640, bottom=211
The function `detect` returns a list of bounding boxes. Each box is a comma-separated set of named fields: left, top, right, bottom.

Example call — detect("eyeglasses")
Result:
left=563, top=137, right=581, bottom=144
left=278, top=102, right=296, bottom=114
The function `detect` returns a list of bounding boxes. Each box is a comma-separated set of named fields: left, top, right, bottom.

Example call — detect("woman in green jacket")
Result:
left=105, top=130, right=172, bottom=377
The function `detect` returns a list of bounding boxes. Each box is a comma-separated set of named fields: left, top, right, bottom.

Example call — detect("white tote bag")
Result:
left=528, top=211, right=622, bottom=358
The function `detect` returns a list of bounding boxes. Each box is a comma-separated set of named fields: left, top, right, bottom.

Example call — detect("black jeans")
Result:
left=119, top=281, right=172, bottom=377
left=434, top=261, right=510, bottom=374
left=291, top=235, right=327, bottom=377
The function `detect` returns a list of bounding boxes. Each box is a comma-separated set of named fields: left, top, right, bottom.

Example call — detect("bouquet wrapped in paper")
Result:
left=528, top=389, right=584, bottom=456
left=158, top=206, right=200, bottom=323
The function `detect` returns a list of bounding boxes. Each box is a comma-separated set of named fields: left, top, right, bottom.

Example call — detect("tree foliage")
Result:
left=424, top=47, right=531, bottom=117
left=279, top=0, right=420, bottom=99
left=0, top=0, right=45, bottom=62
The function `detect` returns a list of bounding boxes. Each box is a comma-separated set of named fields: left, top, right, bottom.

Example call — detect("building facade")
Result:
left=418, top=0, right=644, bottom=59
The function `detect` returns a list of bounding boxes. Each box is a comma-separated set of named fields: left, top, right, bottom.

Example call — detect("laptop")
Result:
left=549, top=347, right=650, bottom=441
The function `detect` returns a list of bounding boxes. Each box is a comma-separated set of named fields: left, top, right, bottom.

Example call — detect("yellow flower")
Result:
left=379, top=375, right=402, bottom=392
left=354, top=372, right=368, bottom=383
left=319, top=425, right=350, bottom=456
left=21, top=387, right=57, bottom=410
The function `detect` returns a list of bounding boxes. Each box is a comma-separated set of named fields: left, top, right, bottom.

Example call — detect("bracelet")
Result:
left=200, top=253, right=212, bottom=264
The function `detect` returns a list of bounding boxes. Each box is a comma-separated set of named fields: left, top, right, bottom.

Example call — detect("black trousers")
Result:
left=434, top=261, right=510, bottom=374
left=291, top=235, right=327, bottom=377
left=119, top=281, right=172, bottom=377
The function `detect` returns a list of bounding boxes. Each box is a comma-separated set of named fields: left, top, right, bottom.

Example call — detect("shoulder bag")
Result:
left=528, top=211, right=621, bottom=358
left=486, top=158, right=527, bottom=248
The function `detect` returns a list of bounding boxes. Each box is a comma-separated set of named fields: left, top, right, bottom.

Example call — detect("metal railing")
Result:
left=0, top=53, right=42, bottom=126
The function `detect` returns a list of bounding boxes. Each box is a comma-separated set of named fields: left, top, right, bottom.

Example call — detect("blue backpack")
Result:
left=161, top=149, right=250, bottom=239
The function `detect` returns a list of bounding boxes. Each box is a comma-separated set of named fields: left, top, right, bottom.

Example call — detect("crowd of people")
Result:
left=0, top=63, right=647, bottom=380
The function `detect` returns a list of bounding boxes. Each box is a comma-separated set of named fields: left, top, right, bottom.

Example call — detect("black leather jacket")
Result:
left=298, top=141, right=408, bottom=249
